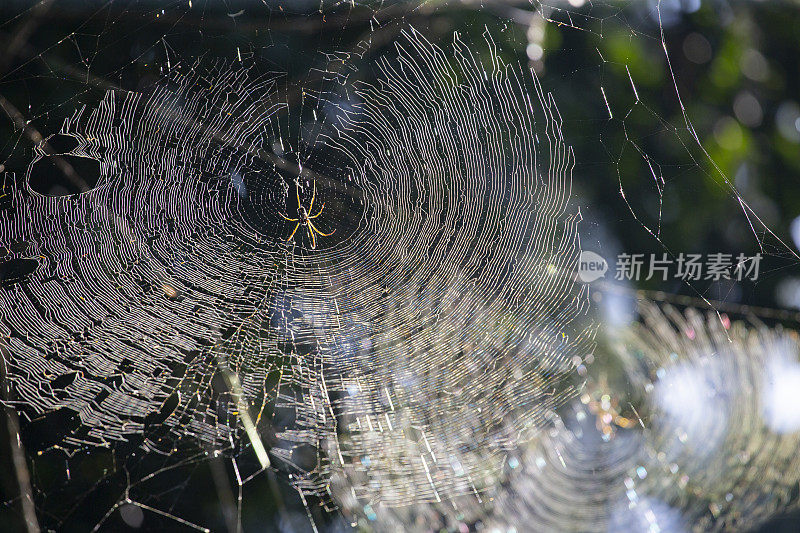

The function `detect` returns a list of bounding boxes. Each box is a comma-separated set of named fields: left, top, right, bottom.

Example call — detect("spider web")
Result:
left=1, top=1, right=800, bottom=532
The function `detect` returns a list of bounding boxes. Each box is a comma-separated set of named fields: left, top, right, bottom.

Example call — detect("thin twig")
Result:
left=209, top=456, right=240, bottom=533
left=0, top=340, right=41, bottom=533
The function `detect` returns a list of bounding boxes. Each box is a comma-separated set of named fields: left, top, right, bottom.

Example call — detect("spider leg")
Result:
left=309, top=203, right=325, bottom=219
left=287, top=222, right=300, bottom=241
left=309, top=219, right=336, bottom=237
left=309, top=181, right=316, bottom=212
left=280, top=213, right=299, bottom=222
left=296, top=182, right=302, bottom=211
left=308, top=225, right=317, bottom=249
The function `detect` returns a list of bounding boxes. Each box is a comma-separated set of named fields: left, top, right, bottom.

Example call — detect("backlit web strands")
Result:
left=342, top=302, right=800, bottom=532
left=1, top=64, right=291, bottom=455
left=320, top=27, right=594, bottom=512
left=612, top=303, right=800, bottom=532
left=486, top=303, right=800, bottom=533
left=0, top=25, right=594, bottom=521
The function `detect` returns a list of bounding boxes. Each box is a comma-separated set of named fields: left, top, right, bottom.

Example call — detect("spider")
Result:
left=280, top=181, right=335, bottom=249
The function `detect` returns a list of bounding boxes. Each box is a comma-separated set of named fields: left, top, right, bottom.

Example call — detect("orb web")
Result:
left=0, top=22, right=594, bottom=528
left=492, top=302, right=800, bottom=533
left=347, top=302, right=800, bottom=532
left=3, top=1, right=800, bottom=531
left=322, top=27, right=594, bottom=510
left=609, top=302, right=800, bottom=532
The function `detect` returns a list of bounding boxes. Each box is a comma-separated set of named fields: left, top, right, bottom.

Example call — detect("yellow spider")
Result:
left=280, top=181, right=335, bottom=249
